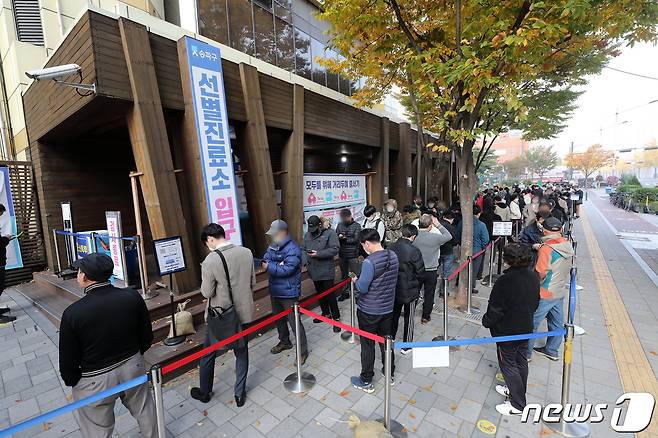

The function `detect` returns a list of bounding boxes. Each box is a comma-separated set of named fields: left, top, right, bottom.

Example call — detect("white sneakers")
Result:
left=496, top=401, right=522, bottom=416
left=494, top=385, right=521, bottom=416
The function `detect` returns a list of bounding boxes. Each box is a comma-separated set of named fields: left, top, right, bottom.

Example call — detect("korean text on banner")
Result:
left=0, top=167, right=22, bottom=269
left=105, top=211, right=126, bottom=282
left=184, top=37, right=242, bottom=245
left=303, top=174, right=367, bottom=229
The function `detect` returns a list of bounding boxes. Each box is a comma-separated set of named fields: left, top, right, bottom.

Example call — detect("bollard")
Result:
left=340, top=282, right=359, bottom=344
left=52, top=229, right=62, bottom=273
left=150, top=365, right=167, bottom=438
left=284, top=302, right=316, bottom=393
left=544, top=323, right=590, bottom=437
left=380, top=336, right=406, bottom=437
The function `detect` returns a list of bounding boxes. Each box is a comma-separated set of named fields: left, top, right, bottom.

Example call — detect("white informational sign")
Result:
left=105, top=211, right=126, bottom=282
left=412, top=346, right=449, bottom=368
left=493, top=221, right=513, bottom=236
left=303, top=173, right=367, bottom=231
left=184, top=36, right=242, bottom=245
left=154, top=236, right=187, bottom=276
left=406, top=176, right=413, bottom=188
left=0, top=167, right=22, bottom=269
left=570, top=193, right=580, bottom=201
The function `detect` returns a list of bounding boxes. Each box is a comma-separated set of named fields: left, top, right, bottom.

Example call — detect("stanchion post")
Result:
left=443, top=277, right=449, bottom=340
left=380, top=336, right=406, bottom=437
left=341, top=282, right=358, bottom=344
left=497, top=242, right=503, bottom=274
left=163, top=291, right=185, bottom=346
left=52, top=230, right=61, bottom=273
left=544, top=323, right=589, bottom=437
left=284, top=302, right=316, bottom=393
left=488, top=241, right=495, bottom=286
left=466, top=256, right=472, bottom=313
left=150, top=365, right=167, bottom=438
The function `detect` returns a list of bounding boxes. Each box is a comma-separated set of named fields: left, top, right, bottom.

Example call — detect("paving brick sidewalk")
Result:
left=2, top=199, right=657, bottom=437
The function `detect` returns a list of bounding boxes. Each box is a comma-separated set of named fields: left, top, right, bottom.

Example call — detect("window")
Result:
left=253, top=0, right=273, bottom=9
left=294, top=29, right=312, bottom=80
left=273, top=0, right=292, bottom=22
left=11, top=0, right=44, bottom=46
left=325, top=49, right=339, bottom=92
left=311, top=38, right=326, bottom=87
left=228, top=0, right=255, bottom=55
left=275, top=17, right=295, bottom=72
left=198, top=0, right=229, bottom=45
left=254, top=5, right=276, bottom=64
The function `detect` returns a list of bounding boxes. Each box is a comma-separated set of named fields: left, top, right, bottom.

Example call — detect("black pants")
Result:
left=357, top=309, right=395, bottom=383
left=199, top=326, right=249, bottom=397
left=270, top=296, right=308, bottom=354
left=0, top=267, right=5, bottom=297
left=314, top=279, right=340, bottom=320
left=420, top=270, right=438, bottom=320
left=391, top=300, right=416, bottom=343
left=471, top=255, right=485, bottom=290
left=496, top=340, right=529, bottom=410
left=339, top=257, right=360, bottom=292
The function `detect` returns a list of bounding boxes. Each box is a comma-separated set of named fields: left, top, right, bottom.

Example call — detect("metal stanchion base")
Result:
left=463, top=306, right=481, bottom=315
left=283, top=372, right=316, bottom=393
left=340, top=331, right=359, bottom=344
left=544, top=419, right=590, bottom=437
left=574, top=325, right=586, bottom=336
left=163, top=335, right=186, bottom=346
left=375, top=419, right=407, bottom=438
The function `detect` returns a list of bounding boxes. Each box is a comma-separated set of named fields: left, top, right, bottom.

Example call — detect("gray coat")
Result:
left=301, top=228, right=339, bottom=281
left=201, top=243, right=256, bottom=324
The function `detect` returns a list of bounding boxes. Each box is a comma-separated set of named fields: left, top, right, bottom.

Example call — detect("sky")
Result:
left=543, top=42, right=658, bottom=157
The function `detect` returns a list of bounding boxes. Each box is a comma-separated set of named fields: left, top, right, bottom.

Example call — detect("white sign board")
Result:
left=412, top=346, right=449, bottom=368
left=183, top=37, right=242, bottom=245
left=570, top=193, right=580, bottom=201
left=493, top=221, right=513, bottom=236
left=303, top=173, right=367, bottom=231
left=406, top=176, right=413, bottom=188
left=0, top=167, right=22, bottom=269
left=154, top=236, right=187, bottom=276
left=105, top=211, right=126, bottom=282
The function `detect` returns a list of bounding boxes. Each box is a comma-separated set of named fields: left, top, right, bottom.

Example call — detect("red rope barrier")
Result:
left=161, top=278, right=350, bottom=375
left=299, top=307, right=386, bottom=344
left=299, top=278, right=350, bottom=307
left=446, top=237, right=502, bottom=282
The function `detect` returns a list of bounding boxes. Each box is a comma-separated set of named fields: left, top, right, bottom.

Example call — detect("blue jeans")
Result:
left=528, top=298, right=564, bottom=357
left=440, top=254, right=455, bottom=280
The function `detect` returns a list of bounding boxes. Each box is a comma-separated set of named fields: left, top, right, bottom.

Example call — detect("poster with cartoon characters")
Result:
left=303, top=173, right=367, bottom=231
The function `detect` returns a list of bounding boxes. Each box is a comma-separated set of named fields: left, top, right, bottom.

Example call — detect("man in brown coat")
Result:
left=191, top=223, right=255, bottom=407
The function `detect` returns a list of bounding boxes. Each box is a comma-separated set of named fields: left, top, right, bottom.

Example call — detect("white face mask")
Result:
left=386, top=205, right=395, bottom=213
left=428, top=203, right=435, bottom=208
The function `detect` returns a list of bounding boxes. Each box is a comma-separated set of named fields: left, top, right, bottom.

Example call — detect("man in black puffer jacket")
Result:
left=336, top=209, right=362, bottom=301
left=389, top=224, right=425, bottom=354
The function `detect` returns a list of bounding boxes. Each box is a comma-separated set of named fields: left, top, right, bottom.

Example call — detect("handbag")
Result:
left=168, top=299, right=196, bottom=338
left=205, top=249, right=245, bottom=351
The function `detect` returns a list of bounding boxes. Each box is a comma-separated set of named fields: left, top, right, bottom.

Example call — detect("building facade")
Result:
left=490, top=131, right=530, bottom=163
left=21, top=3, right=448, bottom=293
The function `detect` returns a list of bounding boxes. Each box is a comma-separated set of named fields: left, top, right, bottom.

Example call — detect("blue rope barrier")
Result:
left=395, top=328, right=567, bottom=350
left=0, top=375, right=148, bottom=437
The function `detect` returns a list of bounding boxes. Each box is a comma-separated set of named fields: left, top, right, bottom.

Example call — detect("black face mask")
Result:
left=342, top=219, right=352, bottom=226
left=311, top=228, right=321, bottom=236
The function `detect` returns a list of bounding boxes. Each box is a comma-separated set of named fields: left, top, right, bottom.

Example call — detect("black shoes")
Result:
left=337, top=292, right=350, bottom=302
left=270, top=341, right=293, bottom=354
left=294, top=352, right=308, bottom=367
left=190, top=387, right=211, bottom=403
left=472, top=289, right=479, bottom=295
left=333, top=320, right=341, bottom=333
left=0, top=315, right=16, bottom=324
left=0, top=307, right=10, bottom=315
left=235, top=390, right=246, bottom=407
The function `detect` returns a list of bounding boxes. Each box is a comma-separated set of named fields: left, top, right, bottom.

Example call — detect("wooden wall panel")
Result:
left=222, top=61, right=246, bottom=122
left=281, top=84, right=304, bottom=242
left=260, top=75, right=293, bottom=130
left=304, top=91, right=381, bottom=147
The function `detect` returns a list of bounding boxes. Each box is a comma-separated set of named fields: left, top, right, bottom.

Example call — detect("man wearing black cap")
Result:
left=59, top=253, right=156, bottom=437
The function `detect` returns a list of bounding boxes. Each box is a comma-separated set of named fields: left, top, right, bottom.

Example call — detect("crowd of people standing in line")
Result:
left=48, top=182, right=582, bottom=436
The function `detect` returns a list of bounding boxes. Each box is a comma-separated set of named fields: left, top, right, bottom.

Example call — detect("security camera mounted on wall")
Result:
left=25, top=64, right=96, bottom=95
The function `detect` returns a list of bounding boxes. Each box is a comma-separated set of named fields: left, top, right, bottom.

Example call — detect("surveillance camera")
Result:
left=25, top=64, right=81, bottom=81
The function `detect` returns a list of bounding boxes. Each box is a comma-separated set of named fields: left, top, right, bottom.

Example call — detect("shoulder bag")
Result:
left=206, top=249, right=245, bottom=351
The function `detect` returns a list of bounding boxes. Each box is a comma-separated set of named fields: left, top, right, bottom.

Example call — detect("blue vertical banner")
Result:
left=183, top=37, right=242, bottom=245
left=0, top=167, right=23, bottom=269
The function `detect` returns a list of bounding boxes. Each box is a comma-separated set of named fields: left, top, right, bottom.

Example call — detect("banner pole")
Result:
left=341, top=281, right=358, bottom=344
left=52, top=230, right=61, bottom=273
left=284, top=302, right=316, bottom=393
left=150, top=365, right=167, bottom=438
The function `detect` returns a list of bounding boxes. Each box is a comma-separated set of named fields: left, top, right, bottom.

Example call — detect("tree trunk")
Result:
left=456, top=143, right=476, bottom=309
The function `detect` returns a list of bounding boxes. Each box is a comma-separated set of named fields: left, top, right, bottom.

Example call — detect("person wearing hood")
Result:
left=336, top=209, right=362, bottom=301
left=263, top=220, right=309, bottom=364
left=528, top=217, right=574, bottom=361
left=302, top=215, right=341, bottom=332
left=362, top=205, right=386, bottom=242
left=382, top=199, right=403, bottom=245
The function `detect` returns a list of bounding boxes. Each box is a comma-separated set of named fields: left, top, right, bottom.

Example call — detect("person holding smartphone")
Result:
left=302, top=215, right=341, bottom=332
